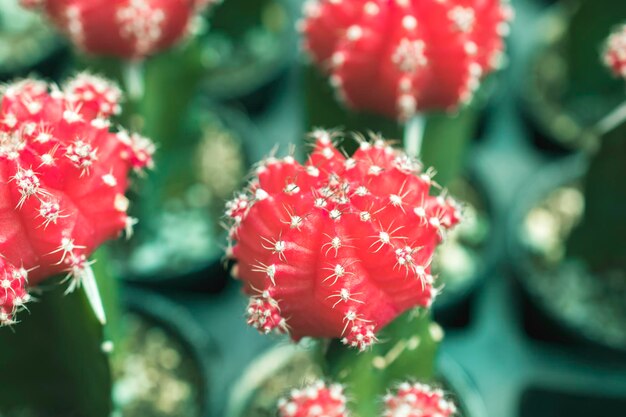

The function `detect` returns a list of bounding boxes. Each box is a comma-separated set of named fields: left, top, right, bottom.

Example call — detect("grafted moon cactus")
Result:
left=21, top=0, right=218, bottom=59
left=277, top=380, right=348, bottom=417
left=0, top=75, right=154, bottom=324
left=604, top=24, right=626, bottom=80
left=301, top=0, right=513, bottom=119
left=383, top=382, right=457, bottom=417
left=226, top=131, right=461, bottom=350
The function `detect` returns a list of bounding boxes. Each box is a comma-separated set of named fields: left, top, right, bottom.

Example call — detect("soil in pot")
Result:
left=511, top=159, right=626, bottom=351
left=112, top=312, right=205, bottom=417
left=110, top=107, right=250, bottom=290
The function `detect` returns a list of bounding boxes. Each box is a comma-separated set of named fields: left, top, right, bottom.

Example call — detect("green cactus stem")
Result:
left=320, top=310, right=441, bottom=417
left=0, top=247, right=121, bottom=417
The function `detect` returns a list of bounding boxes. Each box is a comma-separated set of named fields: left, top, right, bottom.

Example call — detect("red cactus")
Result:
left=383, top=382, right=456, bottom=417
left=604, top=24, right=626, bottom=80
left=226, top=130, right=461, bottom=349
left=0, top=76, right=153, bottom=294
left=277, top=380, right=348, bottom=417
left=63, top=73, right=122, bottom=119
left=301, top=0, right=514, bottom=119
left=0, top=258, right=30, bottom=326
left=22, top=0, right=217, bottom=59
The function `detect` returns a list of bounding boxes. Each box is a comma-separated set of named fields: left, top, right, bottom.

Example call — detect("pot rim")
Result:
left=122, top=286, right=216, bottom=417
left=505, top=155, right=626, bottom=352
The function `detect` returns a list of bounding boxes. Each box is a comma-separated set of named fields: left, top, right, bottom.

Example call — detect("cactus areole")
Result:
left=0, top=75, right=154, bottom=324
left=21, top=0, right=217, bottom=59
left=301, top=0, right=513, bottom=119
left=226, top=131, right=461, bottom=350
left=604, top=24, right=626, bottom=80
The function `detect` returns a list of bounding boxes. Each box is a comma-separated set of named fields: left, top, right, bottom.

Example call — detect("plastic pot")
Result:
left=520, top=4, right=626, bottom=154
left=115, top=286, right=214, bottom=417
left=507, top=155, right=626, bottom=352
left=110, top=104, right=255, bottom=292
left=433, top=162, right=498, bottom=326
left=198, top=0, right=299, bottom=114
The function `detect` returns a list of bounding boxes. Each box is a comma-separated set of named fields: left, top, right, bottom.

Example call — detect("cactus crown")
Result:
left=0, top=74, right=153, bottom=324
left=21, top=0, right=216, bottom=59
left=301, top=0, right=513, bottom=119
left=384, top=382, right=457, bottom=417
left=226, top=130, right=461, bottom=350
left=277, top=380, right=348, bottom=417
left=604, top=24, right=626, bottom=80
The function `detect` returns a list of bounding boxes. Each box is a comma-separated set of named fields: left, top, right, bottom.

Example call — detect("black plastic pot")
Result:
left=438, top=353, right=487, bottom=417
left=507, top=155, right=626, bottom=352
left=520, top=4, right=626, bottom=155
left=433, top=159, right=499, bottom=327
left=198, top=0, right=299, bottom=114
left=110, top=104, right=256, bottom=292
left=119, top=286, right=214, bottom=417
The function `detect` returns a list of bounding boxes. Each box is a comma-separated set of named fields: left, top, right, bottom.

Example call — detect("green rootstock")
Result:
left=567, top=123, right=626, bottom=273
left=0, top=283, right=111, bottom=416
left=0, top=247, right=121, bottom=417
left=322, top=310, right=439, bottom=417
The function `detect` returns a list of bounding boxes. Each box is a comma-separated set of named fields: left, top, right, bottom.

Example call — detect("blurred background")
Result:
left=1, top=0, right=625, bottom=416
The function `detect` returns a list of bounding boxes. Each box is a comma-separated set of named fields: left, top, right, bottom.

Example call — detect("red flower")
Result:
left=0, top=75, right=153, bottom=298
left=383, top=382, right=456, bottom=417
left=301, top=0, right=513, bottom=119
left=227, top=131, right=460, bottom=350
left=22, top=0, right=218, bottom=59
left=604, top=24, right=626, bottom=80
left=277, top=380, right=348, bottom=417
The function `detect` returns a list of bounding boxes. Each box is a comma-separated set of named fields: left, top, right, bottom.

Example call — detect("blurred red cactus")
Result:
left=604, top=24, right=626, bottom=80
left=301, top=0, right=513, bottom=119
left=21, top=0, right=218, bottom=59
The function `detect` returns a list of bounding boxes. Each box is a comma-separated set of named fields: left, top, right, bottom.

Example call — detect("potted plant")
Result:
left=221, top=130, right=475, bottom=415
left=298, top=0, right=513, bottom=314
left=522, top=0, right=626, bottom=153
left=509, top=24, right=626, bottom=350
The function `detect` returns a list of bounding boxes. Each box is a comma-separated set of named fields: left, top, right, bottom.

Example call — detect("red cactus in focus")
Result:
left=277, top=380, right=348, bottom=417
left=0, top=258, right=30, bottom=326
left=0, top=75, right=153, bottom=304
left=383, top=382, right=456, bottom=417
left=21, top=0, right=218, bottom=59
left=301, top=0, right=514, bottom=119
left=604, top=24, right=626, bottom=80
left=226, top=130, right=461, bottom=350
